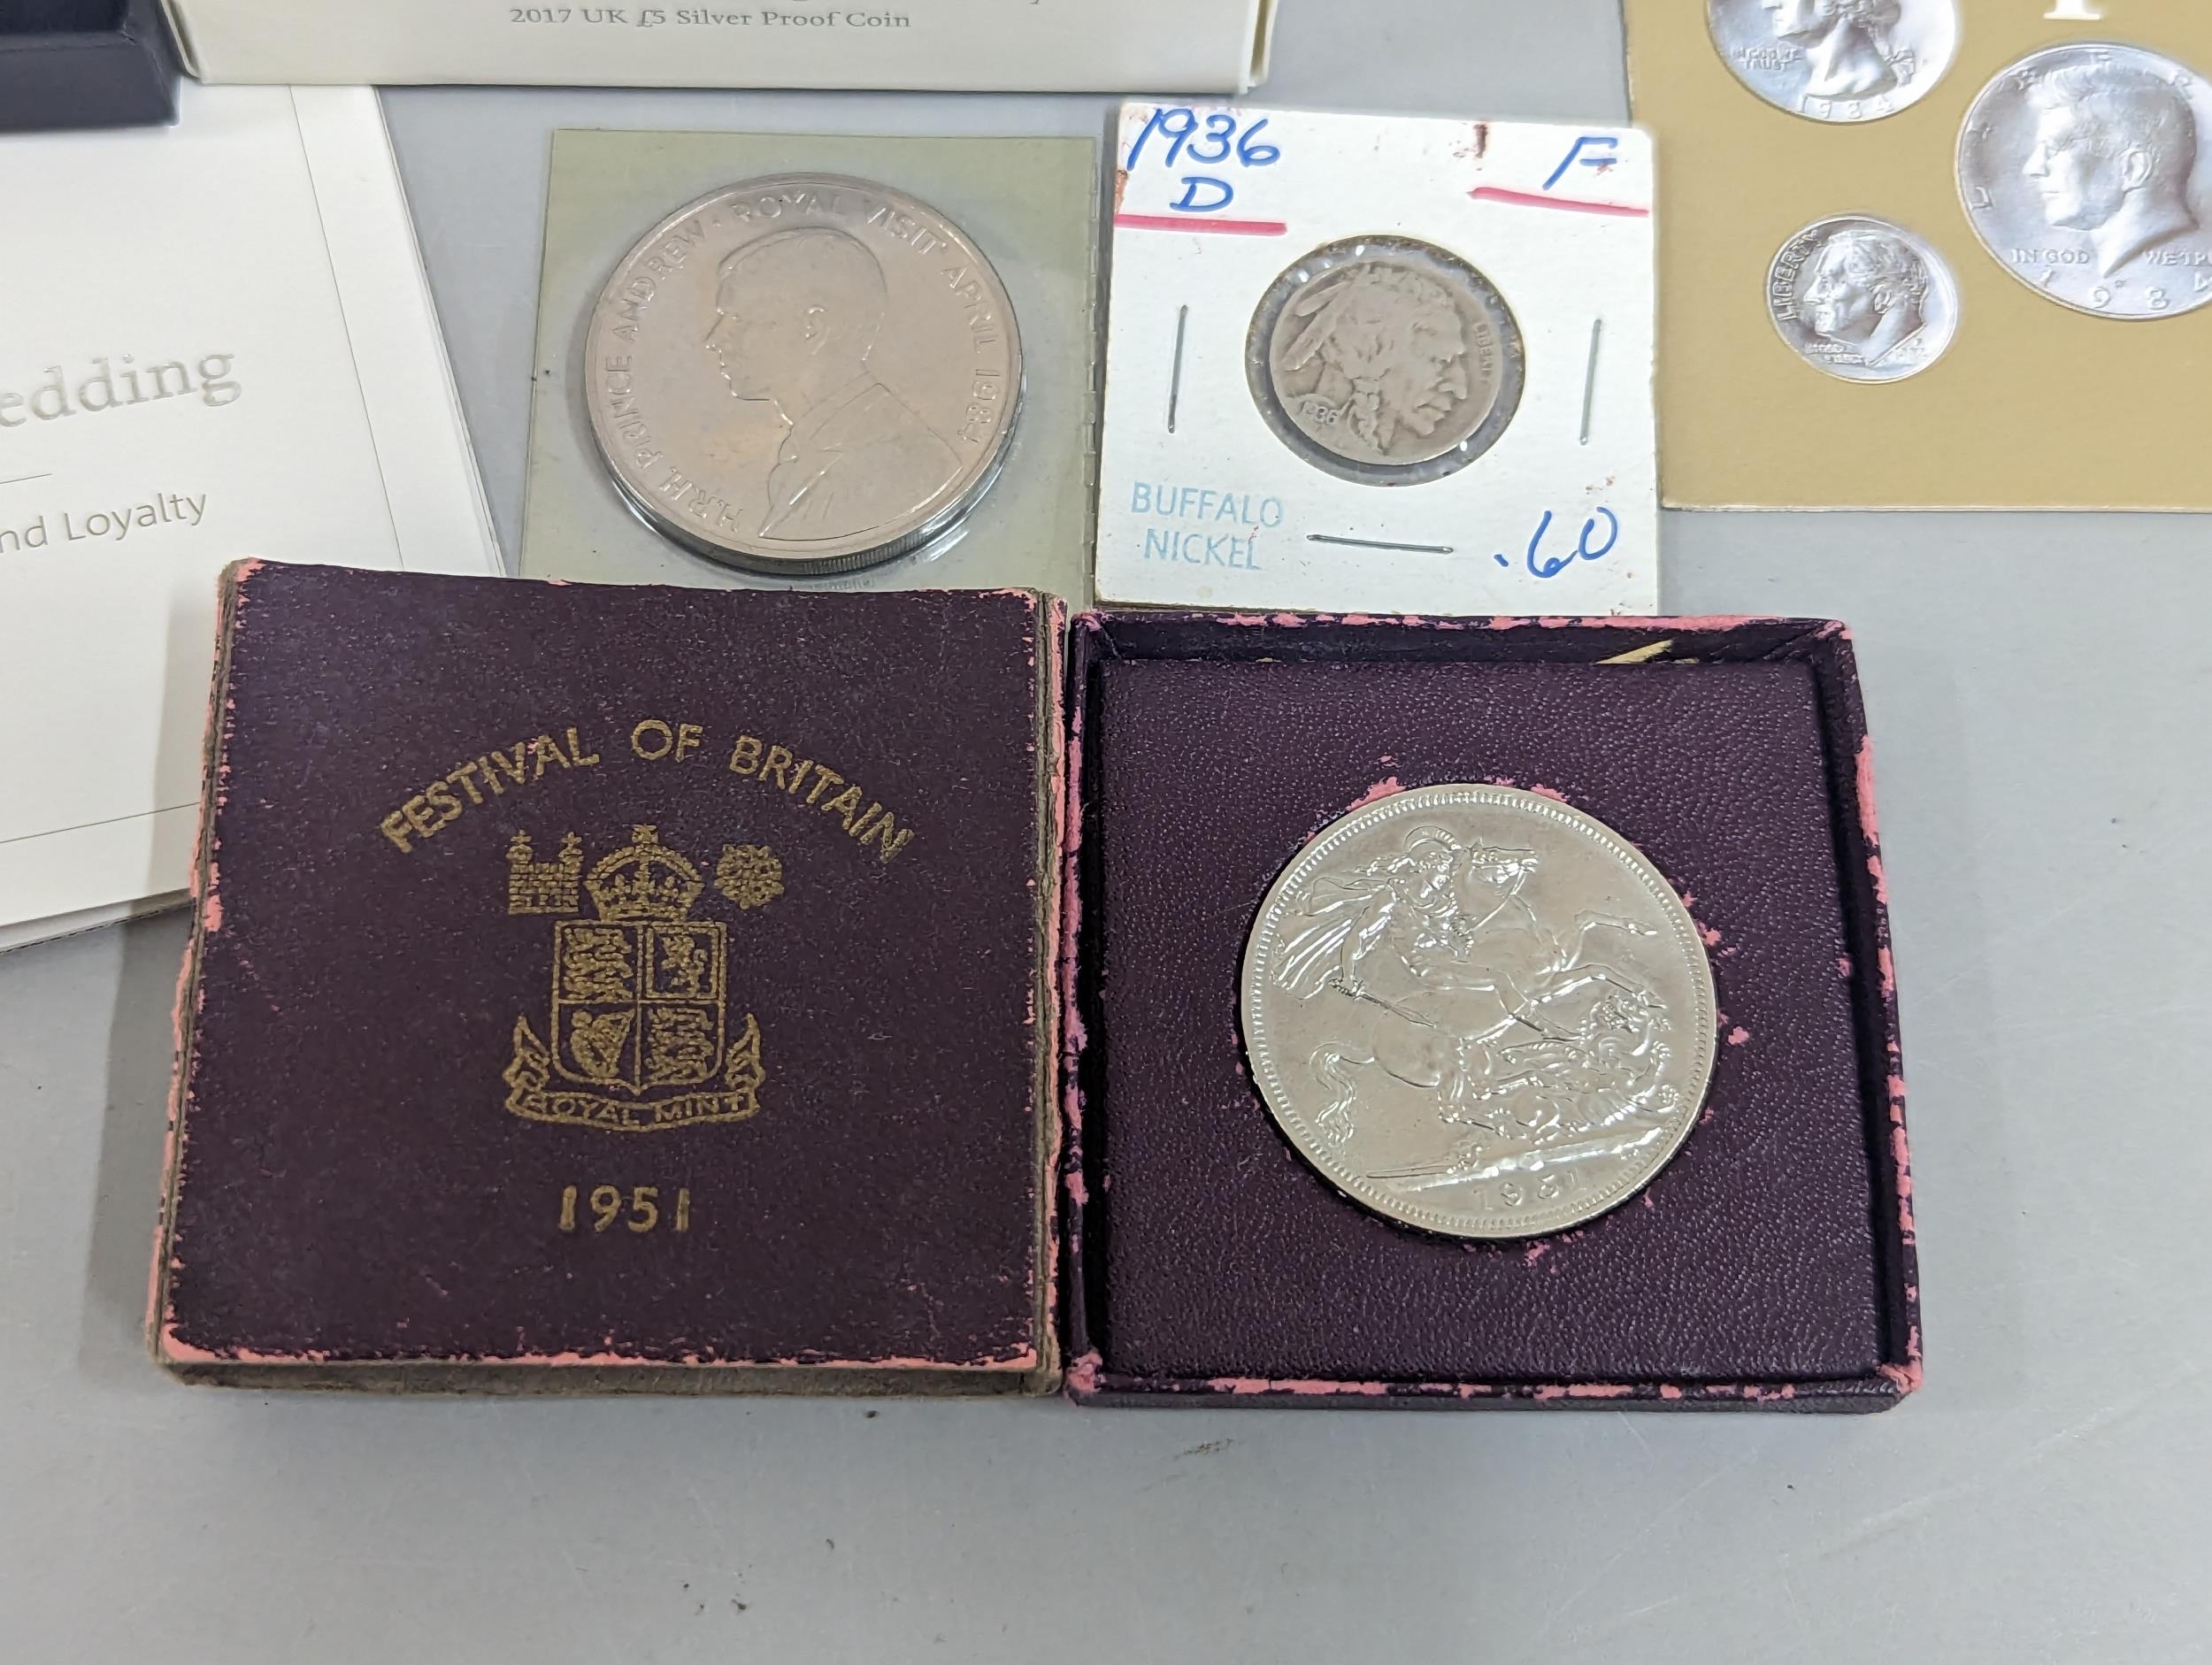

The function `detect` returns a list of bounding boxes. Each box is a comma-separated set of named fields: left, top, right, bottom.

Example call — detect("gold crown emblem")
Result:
left=583, top=825, right=703, bottom=923
left=504, top=825, right=779, bottom=1134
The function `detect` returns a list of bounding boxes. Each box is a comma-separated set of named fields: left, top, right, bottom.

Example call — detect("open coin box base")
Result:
left=1059, top=611, right=1919, bottom=1410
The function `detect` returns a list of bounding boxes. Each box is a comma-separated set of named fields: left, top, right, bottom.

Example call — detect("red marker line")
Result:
left=1113, top=212, right=1290, bottom=236
left=1469, top=186, right=1650, bottom=218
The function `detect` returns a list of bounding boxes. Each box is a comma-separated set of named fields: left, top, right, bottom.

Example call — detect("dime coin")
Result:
left=1958, top=42, right=2212, bottom=319
left=1245, top=236, right=1525, bottom=486
left=1767, top=214, right=1961, bottom=382
left=1706, top=0, right=1958, bottom=124
left=1240, top=784, right=1717, bottom=1240
left=585, top=174, right=1022, bottom=575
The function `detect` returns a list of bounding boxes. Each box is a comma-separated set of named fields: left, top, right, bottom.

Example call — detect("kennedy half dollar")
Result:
left=1240, top=785, right=1717, bottom=1239
left=1707, top=0, right=1959, bottom=124
left=1768, top=214, right=1961, bottom=382
left=585, top=174, right=1022, bottom=575
left=1959, top=42, right=2212, bottom=319
left=1246, top=235, right=1525, bottom=487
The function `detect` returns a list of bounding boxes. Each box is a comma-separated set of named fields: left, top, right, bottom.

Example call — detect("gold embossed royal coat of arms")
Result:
left=502, top=825, right=774, bottom=1132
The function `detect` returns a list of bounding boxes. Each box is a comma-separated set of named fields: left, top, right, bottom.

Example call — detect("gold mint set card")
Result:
left=1627, top=0, right=2212, bottom=509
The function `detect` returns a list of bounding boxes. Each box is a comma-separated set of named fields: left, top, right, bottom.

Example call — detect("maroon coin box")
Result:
left=1058, top=610, right=1918, bottom=1411
left=151, top=564, right=1064, bottom=1394
left=150, top=570, right=1917, bottom=1407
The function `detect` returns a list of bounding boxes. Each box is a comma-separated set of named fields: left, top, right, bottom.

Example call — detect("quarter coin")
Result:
left=584, top=174, right=1022, bottom=575
left=1958, top=42, right=2212, bottom=319
left=1240, top=784, right=1717, bottom=1240
left=1767, top=214, right=1961, bottom=381
left=1706, top=0, right=1959, bottom=124
left=1245, top=236, right=1525, bottom=487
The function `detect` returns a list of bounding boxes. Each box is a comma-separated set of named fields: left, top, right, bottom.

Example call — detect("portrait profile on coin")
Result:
left=1707, top=0, right=1954, bottom=122
left=1804, top=223, right=1932, bottom=365
left=1276, top=262, right=1474, bottom=459
left=705, top=226, right=962, bottom=542
left=1768, top=214, right=1957, bottom=383
left=1959, top=44, right=2212, bottom=318
left=1760, top=0, right=1907, bottom=100
left=2022, top=58, right=2201, bottom=275
left=586, top=174, right=1022, bottom=575
left=1247, top=235, right=1523, bottom=483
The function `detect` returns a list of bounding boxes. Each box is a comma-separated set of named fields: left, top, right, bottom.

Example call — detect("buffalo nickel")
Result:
left=1959, top=42, right=2212, bottom=319
left=1240, top=785, right=1717, bottom=1240
left=585, top=174, right=1022, bottom=575
left=1767, top=214, right=1961, bottom=382
left=1707, top=0, right=1958, bottom=124
left=1246, top=236, right=1525, bottom=486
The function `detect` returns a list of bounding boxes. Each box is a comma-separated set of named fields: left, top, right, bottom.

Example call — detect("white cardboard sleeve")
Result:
left=158, top=0, right=1276, bottom=91
left=1094, top=104, right=1659, bottom=617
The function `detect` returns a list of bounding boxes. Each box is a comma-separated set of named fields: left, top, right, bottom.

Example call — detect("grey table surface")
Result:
left=5, top=3, right=2209, bottom=1661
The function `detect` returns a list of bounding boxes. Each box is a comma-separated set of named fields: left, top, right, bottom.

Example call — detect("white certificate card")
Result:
left=0, top=84, right=501, bottom=949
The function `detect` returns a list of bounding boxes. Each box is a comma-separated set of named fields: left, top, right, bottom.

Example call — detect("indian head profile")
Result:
left=1278, top=261, right=1477, bottom=459
left=1762, top=0, right=1906, bottom=101
left=2024, top=59, right=2201, bottom=276
left=1803, top=225, right=1931, bottom=365
left=704, top=226, right=961, bottom=541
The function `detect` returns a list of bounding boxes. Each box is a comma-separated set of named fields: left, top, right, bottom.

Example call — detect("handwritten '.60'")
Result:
left=1498, top=507, right=1620, bottom=579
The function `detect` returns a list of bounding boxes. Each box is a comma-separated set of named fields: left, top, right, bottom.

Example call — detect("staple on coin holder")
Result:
left=1094, top=103, right=1660, bottom=617
left=1579, top=318, right=1603, bottom=445
left=1165, top=303, right=1189, bottom=434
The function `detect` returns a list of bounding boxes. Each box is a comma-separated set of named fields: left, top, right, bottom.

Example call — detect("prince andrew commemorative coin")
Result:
left=1245, top=235, right=1525, bottom=487
left=1768, top=214, right=1961, bottom=382
left=585, top=174, right=1023, bottom=576
left=1959, top=43, right=2212, bottom=320
left=1706, top=0, right=1959, bottom=124
left=1240, top=785, right=1717, bottom=1239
